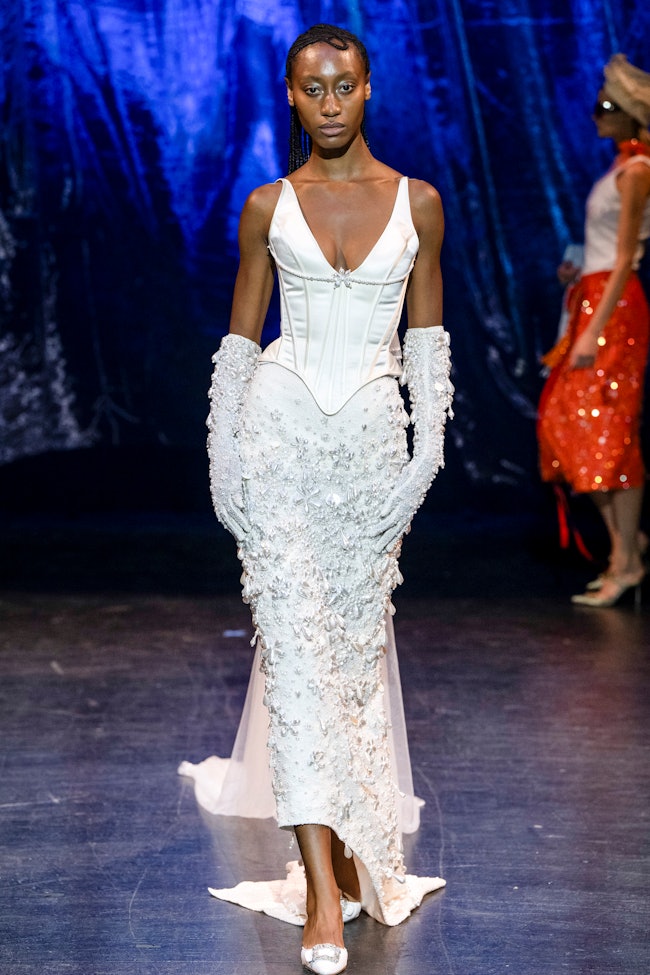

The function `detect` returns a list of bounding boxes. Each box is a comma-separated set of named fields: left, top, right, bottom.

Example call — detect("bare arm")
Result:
left=228, top=184, right=280, bottom=344
left=405, top=180, right=444, bottom=329
left=570, top=161, right=650, bottom=367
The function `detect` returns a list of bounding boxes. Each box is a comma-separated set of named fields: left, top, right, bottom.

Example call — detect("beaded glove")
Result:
left=207, top=333, right=260, bottom=540
left=373, top=326, right=454, bottom=554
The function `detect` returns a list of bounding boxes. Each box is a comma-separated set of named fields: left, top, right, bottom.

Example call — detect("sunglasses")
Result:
left=593, top=99, right=622, bottom=118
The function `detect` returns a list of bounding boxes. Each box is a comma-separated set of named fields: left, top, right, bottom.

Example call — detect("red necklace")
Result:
left=618, top=138, right=650, bottom=159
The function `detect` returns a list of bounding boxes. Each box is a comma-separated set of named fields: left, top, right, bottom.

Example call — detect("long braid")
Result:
left=285, top=24, right=371, bottom=173
left=288, top=106, right=312, bottom=173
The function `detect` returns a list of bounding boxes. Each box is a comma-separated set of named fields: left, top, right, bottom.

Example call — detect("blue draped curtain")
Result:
left=1, top=1, right=649, bottom=503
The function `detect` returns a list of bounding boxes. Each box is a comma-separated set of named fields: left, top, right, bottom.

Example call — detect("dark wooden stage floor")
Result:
left=1, top=511, right=649, bottom=974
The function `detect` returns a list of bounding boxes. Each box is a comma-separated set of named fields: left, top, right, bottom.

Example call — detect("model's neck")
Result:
left=304, top=135, right=374, bottom=181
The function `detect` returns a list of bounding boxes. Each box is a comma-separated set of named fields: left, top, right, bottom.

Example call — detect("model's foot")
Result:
left=340, top=895, right=361, bottom=922
left=585, top=570, right=610, bottom=591
left=302, top=895, right=344, bottom=951
left=571, top=569, right=645, bottom=607
left=608, top=558, right=644, bottom=581
left=589, top=547, right=646, bottom=590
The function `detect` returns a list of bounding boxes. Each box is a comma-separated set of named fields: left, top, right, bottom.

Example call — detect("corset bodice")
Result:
left=260, top=176, right=419, bottom=414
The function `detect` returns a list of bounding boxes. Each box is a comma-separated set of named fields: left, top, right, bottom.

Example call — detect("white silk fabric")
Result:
left=259, top=176, right=418, bottom=414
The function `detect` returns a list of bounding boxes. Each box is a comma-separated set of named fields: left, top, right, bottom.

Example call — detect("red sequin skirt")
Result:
left=538, top=270, right=649, bottom=493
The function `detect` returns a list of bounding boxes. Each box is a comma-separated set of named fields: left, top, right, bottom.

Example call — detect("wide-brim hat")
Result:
left=603, top=53, right=650, bottom=128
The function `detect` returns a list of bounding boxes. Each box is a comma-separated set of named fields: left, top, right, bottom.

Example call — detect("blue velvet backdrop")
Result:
left=1, top=1, right=649, bottom=506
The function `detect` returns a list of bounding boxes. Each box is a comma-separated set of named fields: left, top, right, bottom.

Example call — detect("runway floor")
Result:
left=1, top=510, right=649, bottom=975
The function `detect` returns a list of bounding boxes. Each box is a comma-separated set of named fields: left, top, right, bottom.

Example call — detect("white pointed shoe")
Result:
left=340, top=896, right=361, bottom=922
left=301, top=944, right=348, bottom=974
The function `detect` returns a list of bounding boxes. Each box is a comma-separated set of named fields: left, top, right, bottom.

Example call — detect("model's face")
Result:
left=286, top=43, right=371, bottom=152
left=593, top=88, right=638, bottom=142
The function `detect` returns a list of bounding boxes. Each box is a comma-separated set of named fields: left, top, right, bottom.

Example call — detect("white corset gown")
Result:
left=179, top=177, right=446, bottom=925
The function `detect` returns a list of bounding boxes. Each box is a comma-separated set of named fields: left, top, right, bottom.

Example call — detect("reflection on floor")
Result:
left=1, top=512, right=648, bottom=974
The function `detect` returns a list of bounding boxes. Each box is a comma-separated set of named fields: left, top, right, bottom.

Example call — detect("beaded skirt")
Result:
left=538, top=271, right=649, bottom=493
left=231, top=361, right=443, bottom=924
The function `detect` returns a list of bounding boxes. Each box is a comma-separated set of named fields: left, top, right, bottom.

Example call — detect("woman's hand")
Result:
left=372, top=462, right=426, bottom=554
left=557, top=261, right=581, bottom=286
left=207, top=335, right=261, bottom=541
left=372, top=327, right=453, bottom=555
left=568, top=328, right=600, bottom=369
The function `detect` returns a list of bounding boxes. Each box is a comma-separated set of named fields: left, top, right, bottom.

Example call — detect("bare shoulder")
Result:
left=407, top=178, right=443, bottom=217
left=406, top=179, right=444, bottom=244
left=620, top=157, right=650, bottom=188
left=240, top=181, right=284, bottom=237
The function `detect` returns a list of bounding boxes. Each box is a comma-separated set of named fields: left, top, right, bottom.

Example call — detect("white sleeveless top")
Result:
left=260, top=176, right=419, bottom=415
left=582, top=154, right=650, bottom=275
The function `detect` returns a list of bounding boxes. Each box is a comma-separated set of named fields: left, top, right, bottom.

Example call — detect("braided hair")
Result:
left=285, top=24, right=371, bottom=173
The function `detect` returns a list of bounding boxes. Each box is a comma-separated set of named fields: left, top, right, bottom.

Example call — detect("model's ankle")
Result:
left=302, top=909, right=344, bottom=950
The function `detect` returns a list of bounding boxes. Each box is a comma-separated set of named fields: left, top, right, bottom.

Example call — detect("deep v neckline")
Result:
left=282, top=177, right=406, bottom=275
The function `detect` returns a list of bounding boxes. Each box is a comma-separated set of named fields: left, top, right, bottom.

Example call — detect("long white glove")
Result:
left=207, top=333, right=260, bottom=540
left=373, top=326, right=454, bottom=553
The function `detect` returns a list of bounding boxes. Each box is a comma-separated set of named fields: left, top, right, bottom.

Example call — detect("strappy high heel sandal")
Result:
left=585, top=572, right=608, bottom=591
left=571, top=570, right=645, bottom=608
left=587, top=534, right=649, bottom=591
